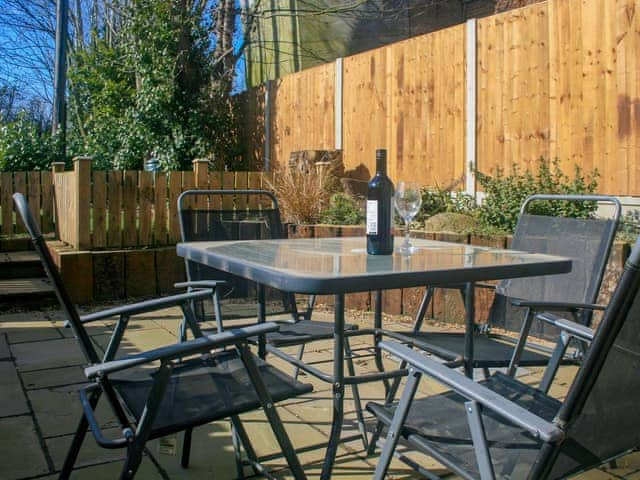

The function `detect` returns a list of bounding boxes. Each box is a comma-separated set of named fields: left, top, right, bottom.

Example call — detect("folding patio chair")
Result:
left=177, top=189, right=368, bottom=447
left=386, top=195, right=620, bottom=386
left=13, top=193, right=312, bottom=480
left=368, top=234, right=640, bottom=479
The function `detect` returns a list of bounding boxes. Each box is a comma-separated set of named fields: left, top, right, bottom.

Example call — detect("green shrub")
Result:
left=414, top=186, right=476, bottom=225
left=0, top=115, right=65, bottom=171
left=619, top=209, right=640, bottom=242
left=320, top=193, right=364, bottom=225
left=476, top=158, right=599, bottom=233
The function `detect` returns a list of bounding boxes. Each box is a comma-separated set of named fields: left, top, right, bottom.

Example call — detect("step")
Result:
left=0, top=251, right=45, bottom=279
left=0, top=278, right=57, bottom=311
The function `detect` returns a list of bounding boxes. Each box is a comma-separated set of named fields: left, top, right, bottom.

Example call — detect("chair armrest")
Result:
left=79, top=290, right=214, bottom=324
left=85, top=322, right=279, bottom=379
left=379, top=341, right=564, bottom=443
left=536, top=313, right=595, bottom=342
left=174, top=280, right=226, bottom=289
left=509, top=298, right=606, bottom=311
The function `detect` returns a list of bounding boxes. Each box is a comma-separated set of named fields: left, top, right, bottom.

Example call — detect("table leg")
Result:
left=321, top=293, right=345, bottom=480
left=373, top=290, right=390, bottom=396
left=463, top=282, right=475, bottom=378
left=257, top=283, right=266, bottom=359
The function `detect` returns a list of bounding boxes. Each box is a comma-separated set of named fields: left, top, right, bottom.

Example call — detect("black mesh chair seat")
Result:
left=367, top=373, right=561, bottom=479
left=369, top=235, right=640, bottom=480
left=402, top=332, right=555, bottom=368
left=264, top=320, right=358, bottom=347
left=390, top=195, right=620, bottom=380
left=12, top=192, right=311, bottom=479
left=112, top=350, right=312, bottom=439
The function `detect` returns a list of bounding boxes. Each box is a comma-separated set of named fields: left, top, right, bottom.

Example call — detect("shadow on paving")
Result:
left=1, top=303, right=640, bottom=479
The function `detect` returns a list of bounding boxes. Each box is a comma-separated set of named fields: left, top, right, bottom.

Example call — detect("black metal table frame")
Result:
left=176, top=237, right=571, bottom=479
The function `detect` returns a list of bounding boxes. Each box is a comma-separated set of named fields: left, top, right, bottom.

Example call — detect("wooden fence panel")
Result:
left=27, top=172, right=41, bottom=233
left=154, top=172, right=168, bottom=245
left=138, top=171, right=153, bottom=245
left=13, top=172, right=26, bottom=234
left=168, top=171, right=182, bottom=244
left=107, top=171, right=123, bottom=247
left=41, top=171, right=54, bottom=233
left=1, top=173, right=13, bottom=234
left=92, top=171, right=107, bottom=248
left=122, top=171, right=138, bottom=247
left=269, top=62, right=335, bottom=170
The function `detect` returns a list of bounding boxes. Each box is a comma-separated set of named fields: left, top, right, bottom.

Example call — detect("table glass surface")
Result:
left=177, top=237, right=572, bottom=294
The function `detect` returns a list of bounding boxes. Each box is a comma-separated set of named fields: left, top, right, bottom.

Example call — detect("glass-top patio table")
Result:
left=177, top=236, right=572, bottom=479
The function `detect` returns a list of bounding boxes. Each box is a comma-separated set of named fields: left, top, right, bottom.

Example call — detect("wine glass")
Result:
left=394, top=181, right=422, bottom=254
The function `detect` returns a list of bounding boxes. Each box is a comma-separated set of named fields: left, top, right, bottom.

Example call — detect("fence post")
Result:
left=193, top=158, right=209, bottom=188
left=465, top=18, right=477, bottom=200
left=74, top=157, right=92, bottom=250
left=52, top=162, right=65, bottom=174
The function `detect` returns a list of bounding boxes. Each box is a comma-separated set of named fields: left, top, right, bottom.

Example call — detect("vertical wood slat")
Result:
left=13, top=172, right=26, bottom=234
left=40, top=171, right=54, bottom=233
left=168, top=171, right=182, bottom=244
left=138, top=171, right=153, bottom=245
left=92, top=171, right=107, bottom=248
left=27, top=172, right=41, bottom=231
left=122, top=171, right=138, bottom=247
left=107, top=171, right=123, bottom=247
left=154, top=172, right=168, bottom=245
left=1, top=173, right=13, bottom=234
left=208, top=171, right=222, bottom=211
left=248, top=172, right=262, bottom=209
left=222, top=172, right=235, bottom=209
left=235, top=172, right=249, bottom=209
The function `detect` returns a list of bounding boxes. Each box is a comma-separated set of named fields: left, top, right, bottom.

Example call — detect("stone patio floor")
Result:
left=1, top=302, right=639, bottom=480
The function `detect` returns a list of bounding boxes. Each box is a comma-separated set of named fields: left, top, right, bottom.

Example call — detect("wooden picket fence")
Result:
left=0, top=158, right=274, bottom=249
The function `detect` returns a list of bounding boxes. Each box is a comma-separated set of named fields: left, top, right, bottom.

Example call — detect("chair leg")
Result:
left=344, top=337, right=368, bottom=451
left=293, top=344, right=305, bottom=380
left=181, top=428, right=192, bottom=468
left=59, top=390, right=101, bottom=479
left=230, top=415, right=260, bottom=477
left=119, top=445, right=145, bottom=480
left=58, top=413, right=90, bottom=479
left=368, top=358, right=407, bottom=456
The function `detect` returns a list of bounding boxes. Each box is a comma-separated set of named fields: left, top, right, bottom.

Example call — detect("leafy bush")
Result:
left=321, top=193, right=364, bottom=225
left=0, top=115, right=65, bottom=171
left=476, top=158, right=599, bottom=233
left=414, top=186, right=476, bottom=225
left=618, top=209, right=640, bottom=242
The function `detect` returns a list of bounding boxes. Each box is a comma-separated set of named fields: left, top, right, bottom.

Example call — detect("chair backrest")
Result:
left=178, top=189, right=284, bottom=297
left=537, top=236, right=640, bottom=479
left=13, top=193, right=100, bottom=365
left=491, top=194, right=620, bottom=338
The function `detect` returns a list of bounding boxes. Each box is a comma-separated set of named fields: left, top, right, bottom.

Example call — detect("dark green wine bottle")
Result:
left=366, top=149, right=394, bottom=255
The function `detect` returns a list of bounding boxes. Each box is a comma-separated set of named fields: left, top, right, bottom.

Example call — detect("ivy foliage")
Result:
left=66, top=0, right=241, bottom=171
left=0, top=114, right=65, bottom=171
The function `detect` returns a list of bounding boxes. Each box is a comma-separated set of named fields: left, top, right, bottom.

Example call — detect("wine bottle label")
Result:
left=366, top=200, right=378, bottom=234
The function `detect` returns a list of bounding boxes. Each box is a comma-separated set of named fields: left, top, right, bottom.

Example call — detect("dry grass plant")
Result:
left=265, top=165, right=338, bottom=224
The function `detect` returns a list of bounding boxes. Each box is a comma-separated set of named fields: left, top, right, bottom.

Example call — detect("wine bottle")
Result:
left=366, top=149, right=395, bottom=255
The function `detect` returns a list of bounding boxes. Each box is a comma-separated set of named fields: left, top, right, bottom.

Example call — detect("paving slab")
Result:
left=46, top=427, right=127, bottom=470
left=0, top=415, right=50, bottom=478
left=1, top=319, right=62, bottom=344
left=0, top=333, right=10, bottom=359
left=22, top=365, right=86, bottom=390
left=0, top=360, right=29, bottom=416
left=11, top=337, right=86, bottom=371
left=28, top=384, right=117, bottom=438
left=37, top=458, right=163, bottom=479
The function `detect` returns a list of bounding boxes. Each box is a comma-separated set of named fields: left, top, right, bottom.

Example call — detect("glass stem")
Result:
left=404, top=219, right=411, bottom=247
